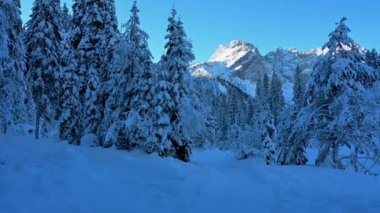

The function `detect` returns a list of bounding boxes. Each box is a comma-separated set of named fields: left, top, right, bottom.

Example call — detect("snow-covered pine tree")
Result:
left=61, top=3, right=72, bottom=34
left=25, top=0, right=63, bottom=139
left=0, top=0, right=27, bottom=133
left=255, top=72, right=270, bottom=107
left=365, top=49, right=380, bottom=70
left=96, top=0, right=119, bottom=143
left=269, top=72, right=285, bottom=125
left=261, top=113, right=276, bottom=165
left=293, top=65, right=306, bottom=109
left=158, top=9, right=194, bottom=162
left=255, top=75, right=263, bottom=100
left=276, top=65, right=308, bottom=165
left=112, top=1, right=154, bottom=151
left=150, top=63, right=175, bottom=154
left=58, top=46, right=80, bottom=145
left=102, top=0, right=119, bottom=83
left=303, top=18, right=378, bottom=171
left=0, top=10, right=11, bottom=133
left=71, top=0, right=118, bottom=140
left=227, top=87, right=243, bottom=156
left=0, top=11, right=6, bottom=56
left=276, top=109, right=308, bottom=166
left=100, top=37, right=127, bottom=147
left=122, top=1, right=153, bottom=111
left=263, top=73, right=270, bottom=102
left=83, top=66, right=101, bottom=136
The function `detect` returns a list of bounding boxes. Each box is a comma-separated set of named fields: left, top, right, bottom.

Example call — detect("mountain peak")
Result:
left=209, top=40, right=260, bottom=68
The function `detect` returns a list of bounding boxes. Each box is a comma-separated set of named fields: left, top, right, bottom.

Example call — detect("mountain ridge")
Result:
left=190, top=40, right=322, bottom=103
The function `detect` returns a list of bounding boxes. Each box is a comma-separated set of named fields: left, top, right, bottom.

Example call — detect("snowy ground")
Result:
left=1, top=134, right=380, bottom=213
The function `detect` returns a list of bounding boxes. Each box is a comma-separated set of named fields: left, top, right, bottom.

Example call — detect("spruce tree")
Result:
left=59, top=46, right=80, bottom=144
left=277, top=66, right=308, bottom=165
left=123, top=1, right=153, bottom=110
left=293, top=65, right=306, bottom=108
left=262, top=113, right=276, bottom=165
left=256, top=72, right=270, bottom=108
left=302, top=18, right=378, bottom=170
left=71, top=0, right=118, bottom=139
left=365, top=49, right=380, bottom=70
left=0, top=0, right=27, bottom=133
left=0, top=10, right=12, bottom=133
left=83, top=66, right=101, bottom=135
left=150, top=64, right=174, bottom=154
left=97, top=0, right=118, bottom=138
left=263, top=73, right=270, bottom=102
left=25, top=0, right=63, bottom=139
left=113, top=1, right=155, bottom=150
left=157, top=9, right=194, bottom=162
left=269, top=72, right=285, bottom=124
left=277, top=110, right=308, bottom=166
left=61, top=3, right=72, bottom=34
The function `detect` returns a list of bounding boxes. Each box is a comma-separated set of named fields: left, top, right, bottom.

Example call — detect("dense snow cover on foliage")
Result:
left=1, top=134, right=380, bottom=213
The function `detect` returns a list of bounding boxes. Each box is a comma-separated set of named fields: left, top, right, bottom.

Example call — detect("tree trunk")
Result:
left=35, top=113, right=40, bottom=140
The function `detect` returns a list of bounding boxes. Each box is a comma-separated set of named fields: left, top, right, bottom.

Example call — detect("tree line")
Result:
left=1, top=0, right=194, bottom=162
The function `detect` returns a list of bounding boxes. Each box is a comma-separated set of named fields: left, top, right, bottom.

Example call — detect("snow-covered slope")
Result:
left=209, top=40, right=266, bottom=82
left=209, top=40, right=262, bottom=69
left=189, top=62, right=256, bottom=97
left=1, top=135, right=380, bottom=212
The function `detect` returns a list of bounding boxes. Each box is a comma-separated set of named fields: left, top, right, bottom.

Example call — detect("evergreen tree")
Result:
left=302, top=18, right=378, bottom=170
left=365, top=49, right=380, bottom=70
left=277, top=109, right=308, bottom=165
left=100, top=37, right=127, bottom=146
left=227, top=87, right=243, bottom=155
left=25, top=0, right=63, bottom=139
left=58, top=47, right=80, bottom=145
left=261, top=113, right=276, bottom=165
left=112, top=1, right=154, bottom=150
left=0, top=0, right=27, bottom=133
left=263, top=72, right=270, bottom=102
left=157, top=9, right=194, bottom=162
left=255, top=72, right=270, bottom=108
left=97, top=0, right=119, bottom=140
left=0, top=10, right=12, bottom=133
left=277, top=66, right=308, bottom=165
left=293, top=65, right=306, bottom=108
left=150, top=64, right=174, bottom=154
left=61, top=3, right=72, bottom=34
left=71, top=0, right=118, bottom=139
left=83, top=66, right=101, bottom=135
left=122, top=1, right=153, bottom=110
left=255, top=75, right=263, bottom=100
left=269, top=72, right=285, bottom=124
left=0, top=11, right=6, bottom=56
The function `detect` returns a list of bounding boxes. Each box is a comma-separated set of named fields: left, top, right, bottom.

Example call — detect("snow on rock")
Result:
left=209, top=40, right=260, bottom=70
left=190, top=40, right=328, bottom=103
left=189, top=62, right=256, bottom=97
left=0, top=135, right=380, bottom=213
left=209, top=40, right=259, bottom=68
left=189, top=62, right=231, bottom=78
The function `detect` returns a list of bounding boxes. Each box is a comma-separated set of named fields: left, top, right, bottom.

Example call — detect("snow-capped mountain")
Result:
left=209, top=40, right=266, bottom=82
left=190, top=40, right=324, bottom=102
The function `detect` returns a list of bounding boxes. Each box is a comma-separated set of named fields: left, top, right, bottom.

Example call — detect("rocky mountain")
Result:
left=209, top=40, right=267, bottom=82
left=190, top=40, right=325, bottom=102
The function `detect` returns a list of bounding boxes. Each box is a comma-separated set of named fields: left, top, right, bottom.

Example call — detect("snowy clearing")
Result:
left=1, top=135, right=380, bottom=213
